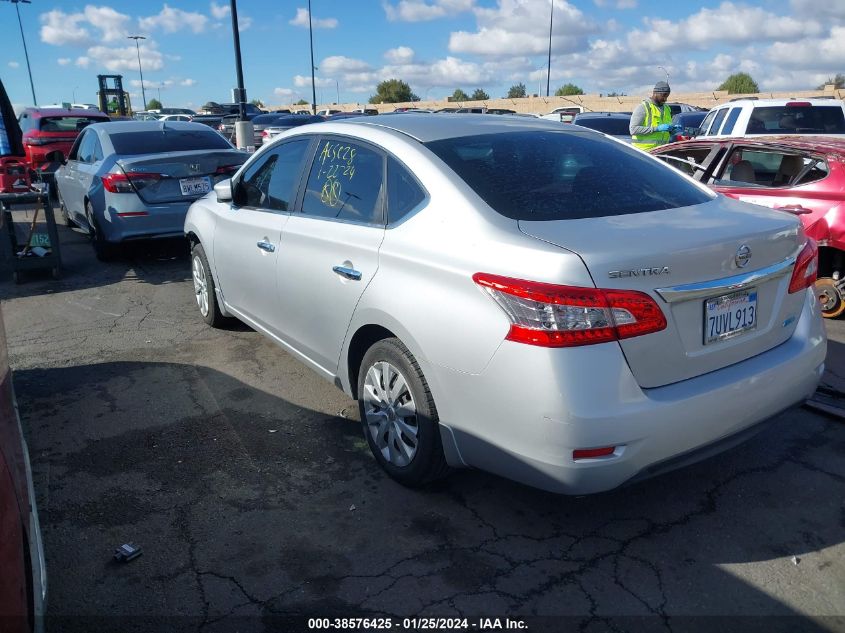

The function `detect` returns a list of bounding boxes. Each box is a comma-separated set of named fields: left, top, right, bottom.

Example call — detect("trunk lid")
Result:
left=117, top=150, right=246, bottom=204
left=519, top=195, right=808, bottom=388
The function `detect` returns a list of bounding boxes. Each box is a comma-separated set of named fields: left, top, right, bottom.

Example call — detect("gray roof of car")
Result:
left=330, top=113, right=580, bottom=142
left=87, top=120, right=215, bottom=135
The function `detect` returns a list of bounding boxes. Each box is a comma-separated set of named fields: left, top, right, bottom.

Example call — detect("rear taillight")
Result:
left=788, top=239, right=818, bottom=294
left=102, top=170, right=162, bottom=193
left=215, top=164, right=240, bottom=176
left=261, top=130, right=269, bottom=138
left=785, top=101, right=811, bottom=107
left=473, top=273, right=667, bottom=347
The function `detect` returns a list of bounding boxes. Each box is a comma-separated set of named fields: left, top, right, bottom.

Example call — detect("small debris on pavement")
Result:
left=114, top=543, right=142, bottom=563
left=791, top=556, right=800, bottom=566
left=349, top=504, right=356, bottom=511
left=269, top=429, right=278, bottom=433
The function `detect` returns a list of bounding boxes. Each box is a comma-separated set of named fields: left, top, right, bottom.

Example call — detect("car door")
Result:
left=56, top=130, right=94, bottom=220
left=273, top=135, right=387, bottom=375
left=212, top=138, right=313, bottom=333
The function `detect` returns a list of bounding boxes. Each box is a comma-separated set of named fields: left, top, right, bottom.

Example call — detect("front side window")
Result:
left=698, top=110, right=717, bottom=135
left=301, top=138, right=385, bottom=224
left=76, top=131, right=97, bottom=163
left=426, top=130, right=713, bottom=221
left=655, top=147, right=714, bottom=177
left=237, top=139, right=310, bottom=211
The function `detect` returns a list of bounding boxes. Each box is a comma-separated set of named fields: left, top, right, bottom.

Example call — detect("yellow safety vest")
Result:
left=632, top=101, right=673, bottom=150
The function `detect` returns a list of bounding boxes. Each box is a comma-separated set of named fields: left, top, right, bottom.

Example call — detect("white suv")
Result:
left=697, top=98, right=845, bottom=139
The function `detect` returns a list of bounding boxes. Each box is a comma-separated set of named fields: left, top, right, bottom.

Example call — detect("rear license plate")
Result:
left=704, top=288, right=757, bottom=345
left=179, top=176, right=211, bottom=196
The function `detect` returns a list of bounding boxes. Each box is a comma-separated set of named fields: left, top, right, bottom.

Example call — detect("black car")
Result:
left=671, top=111, right=708, bottom=142
left=571, top=112, right=633, bottom=142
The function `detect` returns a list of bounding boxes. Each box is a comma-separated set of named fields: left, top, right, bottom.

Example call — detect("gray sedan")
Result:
left=55, top=121, right=248, bottom=260
left=184, top=114, right=825, bottom=494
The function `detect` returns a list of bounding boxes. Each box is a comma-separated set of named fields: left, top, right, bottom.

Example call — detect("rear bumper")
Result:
left=100, top=196, right=195, bottom=243
left=435, top=288, right=826, bottom=494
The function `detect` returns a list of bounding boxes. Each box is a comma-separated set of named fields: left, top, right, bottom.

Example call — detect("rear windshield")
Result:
left=109, top=130, right=232, bottom=154
left=574, top=117, right=630, bottom=136
left=748, top=105, right=845, bottom=134
left=425, top=131, right=712, bottom=220
left=39, top=116, right=108, bottom=132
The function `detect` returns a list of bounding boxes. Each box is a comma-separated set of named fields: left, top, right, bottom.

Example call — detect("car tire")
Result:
left=815, top=277, right=845, bottom=318
left=190, top=242, right=227, bottom=327
left=358, top=338, right=450, bottom=487
left=86, top=202, right=115, bottom=262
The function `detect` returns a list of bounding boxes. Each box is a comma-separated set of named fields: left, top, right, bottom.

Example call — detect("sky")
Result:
left=1, top=0, right=843, bottom=110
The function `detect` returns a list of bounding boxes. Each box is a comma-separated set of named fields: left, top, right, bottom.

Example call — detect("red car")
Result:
left=652, top=136, right=845, bottom=317
left=17, top=107, right=109, bottom=173
left=0, top=304, right=46, bottom=632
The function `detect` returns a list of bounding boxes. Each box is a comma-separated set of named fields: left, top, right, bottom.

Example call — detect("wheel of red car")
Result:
left=815, top=278, right=845, bottom=318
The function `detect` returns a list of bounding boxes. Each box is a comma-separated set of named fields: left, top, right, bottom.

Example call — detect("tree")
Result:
left=369, top=79, right=416, bottom=104
left=506, top=83, right=526, bottom=98
left=146, top=98, right=162, bottom=110
left=717, top=73, right=759, bottom=94
left=555, top=83, right=584, bottom=96
left=295, top=99, right=309, bottom=105
left=250, top=98, right=265, bottom=108
left=471, top=88, right=489, bottom=100
left=817, top=73, right=845, bottom=89
left=451, top=88, right=470, bottom=102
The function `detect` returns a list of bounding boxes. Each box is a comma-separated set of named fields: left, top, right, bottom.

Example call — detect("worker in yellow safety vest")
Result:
left=629, top=81, right=678, bottom=150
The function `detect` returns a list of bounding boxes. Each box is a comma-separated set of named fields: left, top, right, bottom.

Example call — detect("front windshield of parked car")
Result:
left=109, top=130, right=232, bottom=154
left=575, top=118, right=631, bottom=136
left=748, top=106, right=845, bottom=134
left=425, top=130, right=713, bottom=220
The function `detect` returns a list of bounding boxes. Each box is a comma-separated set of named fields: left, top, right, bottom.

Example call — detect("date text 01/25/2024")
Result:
left=307, top=617, right=528, bottom=630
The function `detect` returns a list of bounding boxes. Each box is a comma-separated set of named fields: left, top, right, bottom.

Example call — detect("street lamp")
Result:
left=2, top=0, right=37, bottom=105
left=308, top=0, right=317, bottom=114
left=72, top=86, right=79, bottom=103
left=546, top=0, right=554, bottom=97
left=658, top=66, right=670, bottom=84
left=127, top=35, right=147, bottom=110
left=335, top=79, right=339, bottom=105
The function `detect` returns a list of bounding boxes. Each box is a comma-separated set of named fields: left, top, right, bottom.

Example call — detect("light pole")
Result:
left=546, top=0, right=553, bottom=97
left=308, top=0, right=317, bottom=114
left=335, top=79, right=340, bottom=105
left=72, top=86, right=79, bottom=102
left=228, top=0, right=252, bottom=150
left=658, top=66, right=670, bottom=84
left=2, top=0, right=37, bottom=105
left=127, top=35, right=147, bottom=110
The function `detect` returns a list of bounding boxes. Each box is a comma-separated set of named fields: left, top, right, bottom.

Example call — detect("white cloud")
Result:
left=384, top=0, right=475, bottom=22
left=593, top=0, right=636, bottom=8
left=763, top=26, right=845, bottom=73
left=320, top=56, right=372, bottom=74
left=75, top=57, right=91, bottom=69
left=274, top=87, right=297, bottom=97
left=40, top=9, right=91, bottom=46
left=82, top=6, right=131, bottom=42
left=238, top=16, right=253, bottom=31
left=180, top=78, right=197, bottom=87
left=8, top=61, right=20, bottom=69
left=210, top=1, right=230, bottom=19
left=86, top=43, right=164, bottom=72
left=289, top=8, right=338, bottom=29
left=139, top=4, right=209, bottom=34
left=130, top=79, right=173, bottom=90
left=293, top=75, right=334, bottom=88
left=384, top=47, right=415, bottom=64
left=57, top=58, right=72, bottom=66
left=449, top=0, right=597, bottom=57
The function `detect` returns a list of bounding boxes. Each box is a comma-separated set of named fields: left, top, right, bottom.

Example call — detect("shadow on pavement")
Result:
left=13, top=361, right=844, bottom=632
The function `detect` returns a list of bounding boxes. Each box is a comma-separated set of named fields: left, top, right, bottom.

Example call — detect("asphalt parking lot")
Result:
left=2, top=216, right=845, bottom=633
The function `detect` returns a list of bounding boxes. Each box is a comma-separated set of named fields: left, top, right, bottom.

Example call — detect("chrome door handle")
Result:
left=256, top=240, right=275, bottom=252
left=332, top=265, right=362, bottom=281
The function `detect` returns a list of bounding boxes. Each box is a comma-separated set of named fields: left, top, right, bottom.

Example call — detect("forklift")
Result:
left=96, top=74, right=132, bottom=117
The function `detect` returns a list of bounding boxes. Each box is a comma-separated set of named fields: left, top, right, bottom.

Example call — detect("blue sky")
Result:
left=1, top=0, right=842, bottom=109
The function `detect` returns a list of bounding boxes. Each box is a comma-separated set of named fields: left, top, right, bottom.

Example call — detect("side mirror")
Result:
left=45, top=150, right=66, bottom=165
left=214, top=178, right=233, bottom=203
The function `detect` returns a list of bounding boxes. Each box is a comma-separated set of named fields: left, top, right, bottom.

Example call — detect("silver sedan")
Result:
left=55, top=120, right=248, bottom=260
left=184, top=114, right=826, bottom=494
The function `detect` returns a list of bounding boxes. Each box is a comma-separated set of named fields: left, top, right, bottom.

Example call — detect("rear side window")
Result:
left=707, top=109, right=729, bottom=136
left=720, top=108, right=741, bottom=135
left=748, top=105, right=845, bottom=134
left=425, top=131, right=712, bottom=221
left=698, top=110, right=716, bottom=135
left=301, top=138, right=385, bottom=224
left=387, top=156, right=425, bottom=224
left=109, top=129, right=232, bottom=154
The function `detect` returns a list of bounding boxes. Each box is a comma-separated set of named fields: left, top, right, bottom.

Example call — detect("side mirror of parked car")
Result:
left=214, top=179, right=233, bottom=203
left=44, top=150, right=66, bottom=166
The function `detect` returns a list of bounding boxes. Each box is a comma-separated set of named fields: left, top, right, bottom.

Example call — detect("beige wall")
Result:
left=276, top=85, right=845, bottom=115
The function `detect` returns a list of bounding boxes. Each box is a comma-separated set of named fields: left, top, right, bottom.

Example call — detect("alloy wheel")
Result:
left=192, top=255, right=210, bottom=317
left=363, top=361, right=418, bottom=467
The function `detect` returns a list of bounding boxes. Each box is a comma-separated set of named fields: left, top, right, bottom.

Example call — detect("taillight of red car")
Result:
left=788, top=239, right=819, bottom=294
left=473, top=273, right=667, bottom=347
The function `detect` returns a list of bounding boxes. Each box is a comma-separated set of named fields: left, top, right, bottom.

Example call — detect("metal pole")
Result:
left=229, top=0, right=247, bottom=121
left=7, top=0, right=37, bottom=104
left=658, top=66, right=670, bottom=84
left=308, top=0, right=317, bottom=114
left=128, top=36, right=147, bottom=110
left=335, top=79, right=339, bottom=105
left=546, top=0, right=553, bottom=97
